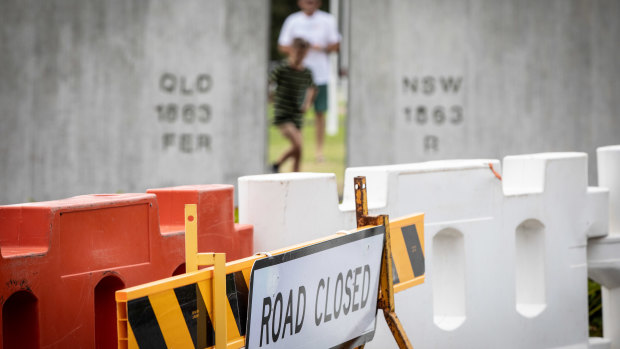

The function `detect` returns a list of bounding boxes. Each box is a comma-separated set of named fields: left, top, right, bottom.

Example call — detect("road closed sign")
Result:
left=245, top=225, right=385, bottom=349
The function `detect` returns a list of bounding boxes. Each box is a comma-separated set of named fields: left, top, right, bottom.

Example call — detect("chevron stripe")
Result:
left=401, top=224, right=425, bottom=277
left=227, top=271, right=250, bottom=336
left=128, top=321, right=138, bottom=348
left=149, top=289, right=195, bottom=348
left=389, top=214, right=426, bottom=293
left=127, top=296, right=167, bottom=348
left=391, top=223, right=415, bottom=282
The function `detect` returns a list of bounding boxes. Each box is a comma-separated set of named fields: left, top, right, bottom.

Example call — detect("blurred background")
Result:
left=0, top=0, right=618, bottom=337
left=2, top=0, right=618, bottom=207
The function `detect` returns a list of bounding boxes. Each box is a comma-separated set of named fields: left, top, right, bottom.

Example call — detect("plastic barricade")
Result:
left=239, top=152, right=609, bottom=348
left=0, top=184, right=252, bottom=348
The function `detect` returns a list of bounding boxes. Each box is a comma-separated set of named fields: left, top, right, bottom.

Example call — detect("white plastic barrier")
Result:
left=589, top=145, right=620, bottom=349
left=239, top=149, right=615, bottom=348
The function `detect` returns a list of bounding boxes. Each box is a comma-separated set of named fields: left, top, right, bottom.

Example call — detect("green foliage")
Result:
left=589, top=278, right=603, bottom=337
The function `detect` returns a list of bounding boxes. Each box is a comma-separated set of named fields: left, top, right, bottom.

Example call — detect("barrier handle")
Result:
left=354, top=177, right=413, bottom=349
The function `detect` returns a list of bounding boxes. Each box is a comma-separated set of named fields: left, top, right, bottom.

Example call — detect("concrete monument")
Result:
left=0, top=0, right=269, bottom=204
left=348, top=0, right=620, bottom=183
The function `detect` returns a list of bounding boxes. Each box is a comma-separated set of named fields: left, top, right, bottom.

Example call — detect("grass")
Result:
left=589, top=279, right=603, bottom=337
left=267, top=103, right=347, bottom=198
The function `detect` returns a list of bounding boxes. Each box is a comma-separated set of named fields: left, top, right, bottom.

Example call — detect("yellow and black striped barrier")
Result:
left=116, top=266, right=251, bottom=348
left=116, top=193, right=424, bottom=348
left=390, top=213, right=425, bottom=292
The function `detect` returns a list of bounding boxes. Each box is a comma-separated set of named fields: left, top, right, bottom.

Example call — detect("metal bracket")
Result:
left=353, top=177, right=413, bottom=349
left=185, top=204, right=227, bottom=349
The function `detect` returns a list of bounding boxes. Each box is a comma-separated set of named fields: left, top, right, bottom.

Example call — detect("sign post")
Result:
left=354, top=176, right=414, bottom=349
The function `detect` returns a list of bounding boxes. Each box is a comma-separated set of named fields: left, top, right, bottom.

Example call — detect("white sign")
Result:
left=245, top=226, right=385, bottom=349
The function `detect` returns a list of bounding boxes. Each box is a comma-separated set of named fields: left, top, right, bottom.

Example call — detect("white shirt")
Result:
left=278, top=10, right=341, bottom=85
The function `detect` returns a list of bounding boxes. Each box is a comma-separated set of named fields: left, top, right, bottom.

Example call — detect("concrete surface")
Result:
left=0, top=0, right=269, bottom=204
left=348, top=0, right=620, bottom=185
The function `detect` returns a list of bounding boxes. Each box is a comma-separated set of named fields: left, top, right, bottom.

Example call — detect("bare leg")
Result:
left=315, top=111, right=325, bottom=162
left=277, top=123, right=303, bottom=172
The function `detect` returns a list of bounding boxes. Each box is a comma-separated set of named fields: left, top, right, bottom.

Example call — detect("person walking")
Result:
left=278, top=0, right=341, bottom=163
left=270, top=38, right=316, bottom=173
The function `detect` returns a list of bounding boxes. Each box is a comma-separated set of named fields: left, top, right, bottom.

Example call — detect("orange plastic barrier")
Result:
left=0, top=185, right=252, bottom=348
left=147, top=185, right=252, bottom=262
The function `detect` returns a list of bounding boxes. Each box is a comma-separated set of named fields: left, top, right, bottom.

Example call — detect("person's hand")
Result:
left=312, top=44, right=324, bottom=52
